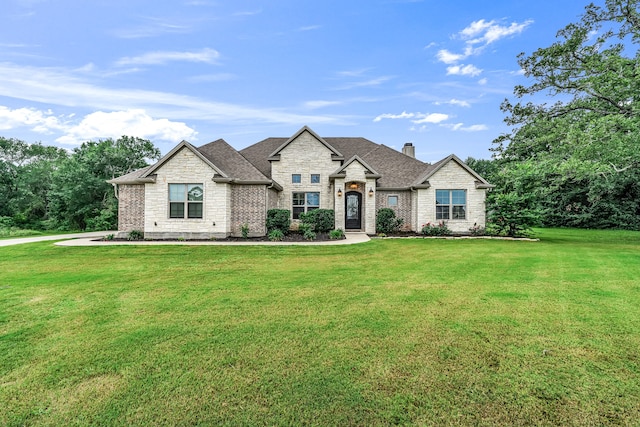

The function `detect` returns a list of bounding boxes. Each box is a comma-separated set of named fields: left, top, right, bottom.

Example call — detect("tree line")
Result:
left=0, top=136, right=160, bottom=231
left=468, top=0, right=640, bottom=235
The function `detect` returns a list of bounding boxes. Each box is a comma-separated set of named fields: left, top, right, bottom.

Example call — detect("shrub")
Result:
left=127, top=230, right=144, bottom=240
left=266, top=209, right=290, bottom=233
left=421, top=222, right=451, bottom=236
left=268, top=229, right=284, bottom=241
left=303, top=229, right=317, bottom=240
left=329, top=229, right=345, bottom=240
left=300, top=209, right=335, bottom=233
left=376, top=208, right=403, bottom=234
left=240, top=223, right=249, bottom=239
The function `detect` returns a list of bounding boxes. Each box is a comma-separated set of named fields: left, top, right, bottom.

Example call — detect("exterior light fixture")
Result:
left=368, top=188, right=374, bottom=197
left=337, top=188, right=342, bottom=197
left=349, top=183, right=358, bottom=189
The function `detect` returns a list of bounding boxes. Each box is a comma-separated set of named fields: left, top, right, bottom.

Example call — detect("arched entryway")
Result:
left=345, top=191, right=362, bottom=230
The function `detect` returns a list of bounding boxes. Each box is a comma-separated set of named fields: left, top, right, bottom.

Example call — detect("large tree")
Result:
left=493, top=0, right=640, bottom=229
left=48, top=136, right=160, bottom=231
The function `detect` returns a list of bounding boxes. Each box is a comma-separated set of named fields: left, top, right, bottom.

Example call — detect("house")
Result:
left=108, top=126, right=493, bottom=238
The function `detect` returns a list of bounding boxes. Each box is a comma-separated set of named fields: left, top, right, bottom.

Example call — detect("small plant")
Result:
left=421, top=221, right=451, bottom=236
left=127, top=230, right=144, bottom=240
left=303, top=229, right=316, bottom=240
left=103, top=233, right=115, bottom=241
left=469, top=223, right=485, bottom=236
left=268, top=229, right=284, bottom=241
left=240, top=223, right=250, bottom=239
left=329, top=229, right=344, bottom=240
left=376, top=208, right=403, bottom=234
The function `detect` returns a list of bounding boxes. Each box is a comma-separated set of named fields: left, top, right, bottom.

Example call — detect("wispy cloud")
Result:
left=446, top=64, right=482, bottom=77
left=373, top=111, right=449, bottom=124
left=112, top=17, right=194, bottom=39
left=297, top=25, right=322, bottom=32
left=0, top=63, right=346, bottom=132
left=233, top=9, right=262, bottom=17
left=115, top=48, right=220, bottom=66
left=334, top=76, right=394, bottom=90
left=434, top=99, right=471, bottom=108
left=187, top=73, right=236, bottom=83
left=303, top=100, right=342, bottom=109
left=443, top=123, right=488, bottom=132
left=435, top=18, right=533, bottom=77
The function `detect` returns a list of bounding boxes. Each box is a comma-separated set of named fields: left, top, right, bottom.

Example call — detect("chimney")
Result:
left=402, top=142, right=415, bottom=158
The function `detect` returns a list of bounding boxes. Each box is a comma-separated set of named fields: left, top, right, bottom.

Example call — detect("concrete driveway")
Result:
left=0, top=231, right=115, bottom=247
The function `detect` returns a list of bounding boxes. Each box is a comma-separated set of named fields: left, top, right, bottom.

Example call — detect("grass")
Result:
left=1, top=228, right=639, bottom=426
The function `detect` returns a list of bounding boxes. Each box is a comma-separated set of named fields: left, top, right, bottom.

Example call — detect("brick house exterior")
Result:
left=108, top=126, right=493, bottom=238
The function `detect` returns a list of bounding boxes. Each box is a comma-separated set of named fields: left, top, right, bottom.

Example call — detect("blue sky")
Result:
left=1, top=0, right=591, bottom=161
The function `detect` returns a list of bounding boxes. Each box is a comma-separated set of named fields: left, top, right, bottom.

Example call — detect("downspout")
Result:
left=111, top=183, right=119, bottom=200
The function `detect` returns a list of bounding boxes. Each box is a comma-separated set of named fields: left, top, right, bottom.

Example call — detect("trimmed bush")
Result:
left=376, top=208, right=403, bottom=234
left=329, top=229, right=345, bottom=240
left=299, top=209, right=335, bottom=232
left=421, top=221, right=451, bottom=236
left=266, top=209, right=290, bottom=233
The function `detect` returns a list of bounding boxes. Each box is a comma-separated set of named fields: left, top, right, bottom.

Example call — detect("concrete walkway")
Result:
left=0, top=231, right=116, bottom=247
left=54, top=232, right=370, bottom=246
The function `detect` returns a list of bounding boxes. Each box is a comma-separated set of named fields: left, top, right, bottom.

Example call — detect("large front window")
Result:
left=292, top=192, right=319, bottom=219
left=169, top=183, right=203, bottom=219
left=436, top=190, right=466, bottom=220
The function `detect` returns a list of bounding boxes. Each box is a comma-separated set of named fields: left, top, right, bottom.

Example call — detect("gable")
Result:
left=142, top=140, right=226, bottom=179
left=414, top=155, right=493, bottom=189
left=269, top=126, right=343, bottom=160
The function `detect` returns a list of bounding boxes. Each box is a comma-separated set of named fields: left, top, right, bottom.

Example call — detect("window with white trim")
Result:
left=292, top=192, right=319, bottom=219
left=436, top=189, right=466, bottom=220
left=169, top=183, right=203, bottom=219
left=388, top=195, right=398, bottom=207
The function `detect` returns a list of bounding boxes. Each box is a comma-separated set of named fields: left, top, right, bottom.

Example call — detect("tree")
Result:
left=48, top=136, right=160, bottom=230
left=494, top=0, right=640, bottom=229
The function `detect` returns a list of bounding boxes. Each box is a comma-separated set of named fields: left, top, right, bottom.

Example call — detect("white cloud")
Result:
left=55, top=109, right=197, bottom=145
left=435, top=99, right=471, bottom=107
left=444, top=123, right=488, bottom=132
left=188, top=73, right=236, bottom=82
left=374, top=111, right=449, bottom=124
left=115, top=48, right=220, bottom=66
left=0, top=63, right=344, bottom=128
left=112, top=18, right=193, bottom=39
left=435, top=18, right=532, bottom=70
left=436, top=49, right=464, bottom=64
left=335, top=76, right=394, bottom=90
left=297, top=25, right=321, bottom=32
left=412, top=113, right=449, bottom=124
left=373, top=111, right=415, bottom=122
left=304, top=100, right=342, bottom=109
left=0, top=106, right=67, bottom=133
left=446, top=64, right=483, bottom=77
left=478, top=78, right=488, bottom=85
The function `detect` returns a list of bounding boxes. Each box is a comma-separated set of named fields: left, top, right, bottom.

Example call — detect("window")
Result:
left=169, top=183, right=203, bottom=219
left=292, top=192, right=320, bottom=219
left=310, top=174, right=320, bottom=184
left=388, top=195, right=398, bottom=207
left=292, top=174, right=301, bottom=184
left=436, top=190, right=466, bottom=220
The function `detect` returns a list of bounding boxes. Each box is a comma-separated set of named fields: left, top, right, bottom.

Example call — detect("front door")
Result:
left=345, top=191, right=362, bottom=229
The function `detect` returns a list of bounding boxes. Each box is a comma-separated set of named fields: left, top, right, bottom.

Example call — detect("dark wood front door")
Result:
left=345, top=191, right=362, bottom=229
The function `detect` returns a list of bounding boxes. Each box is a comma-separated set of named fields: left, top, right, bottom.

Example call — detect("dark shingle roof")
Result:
left=240, top=135, right=434, bottom=188
left=107, top=165, right=154, bottom=184
left=198, top=139, right=270, bottom=182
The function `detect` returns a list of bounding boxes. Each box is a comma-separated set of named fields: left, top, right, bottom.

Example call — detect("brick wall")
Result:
left=230, top=184, right=267, bottom=237
left=376, top=190, right=413, bottom=231
left=117, top=184, right=145, bottom=233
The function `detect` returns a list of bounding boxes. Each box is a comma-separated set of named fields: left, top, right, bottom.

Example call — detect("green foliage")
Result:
left=494, top=0, right=640, bottom=230
left=240, top=223, right=249, bottom=239
left=303, top=229, right=316, bottom=240
left=420, top=221, right=451, bottom=236
left=268, top=229, right=284, bottom=241
left=329, top=229, right=345, bottom=240
left=487, top=192, right=540, bottom=238
left=376, top=208, right=403, bottom=234
left=127, top=230, right=144, bottom=240
left=266, top=209, right=290, bottom=233
left=299, top=209, right=335, bottom=232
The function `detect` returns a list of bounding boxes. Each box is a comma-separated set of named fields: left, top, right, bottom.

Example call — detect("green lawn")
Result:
left=1, top=229, right=639, bottom=426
